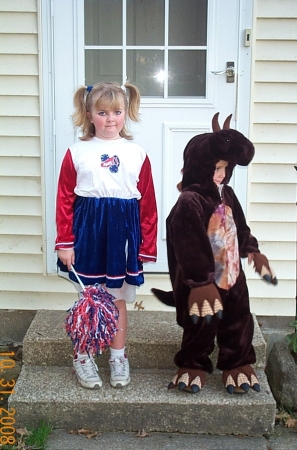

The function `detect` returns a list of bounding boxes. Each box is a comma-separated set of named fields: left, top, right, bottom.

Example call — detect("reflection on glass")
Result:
left=85, top=50, right=122, bottom=86
left=127, top=0, right=165, bottom=45
left=169, top=0, right=207, bottom=46
left=168, top=50, right=206, bottom=97
left=127, top=50, right=164, bottom=97
left=85, top=0, right=122, bottom=46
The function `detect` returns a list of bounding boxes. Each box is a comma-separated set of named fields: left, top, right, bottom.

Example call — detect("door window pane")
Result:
left=127, top=50, right=164, bottom=97
left=168, top=50, right=206, bottom=97
left=85, top=0, right=122, bottom=45
left=169, top=0, right=207, bottom=46
left=84, top=0, right=208, bottom=98
left=127, top=0, right=165, bottom=45
left=85, top=50, right=122, bottom=85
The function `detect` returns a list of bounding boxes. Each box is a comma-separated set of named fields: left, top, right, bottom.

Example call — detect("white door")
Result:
left=43, top=0, right=253, bottom=274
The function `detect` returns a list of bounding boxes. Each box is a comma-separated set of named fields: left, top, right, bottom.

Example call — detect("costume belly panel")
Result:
left=207, top=203, right=239, bottom=290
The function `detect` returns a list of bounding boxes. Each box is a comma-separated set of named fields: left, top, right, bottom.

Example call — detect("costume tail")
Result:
left=151, top=288, right=175, bottom=307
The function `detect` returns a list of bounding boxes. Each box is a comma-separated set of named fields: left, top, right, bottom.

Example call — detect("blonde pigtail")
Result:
left=72, top=86, right=95, bottom=140
left=124, top=83, right=141, bottom=123
left=73, top=87, right=88, bottom=128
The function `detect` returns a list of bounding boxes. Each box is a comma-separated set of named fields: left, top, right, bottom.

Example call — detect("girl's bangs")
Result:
left=93, top=90, right=125, bottom=111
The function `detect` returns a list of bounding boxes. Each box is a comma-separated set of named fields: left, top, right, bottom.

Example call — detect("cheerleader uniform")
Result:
left=55, top=137, right=158, bottom=301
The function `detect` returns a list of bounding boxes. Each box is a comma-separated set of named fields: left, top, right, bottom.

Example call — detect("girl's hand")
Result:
left=57, top=249, right=75, bottom=271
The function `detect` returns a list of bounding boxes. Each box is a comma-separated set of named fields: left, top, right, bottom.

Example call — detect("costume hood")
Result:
left=181, top=113, right=255, bottom=190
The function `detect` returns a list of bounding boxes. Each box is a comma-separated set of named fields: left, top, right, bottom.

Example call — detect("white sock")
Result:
left=110, top=347, right=125, bottom=360
left=75, top=352, right=89, bottom=361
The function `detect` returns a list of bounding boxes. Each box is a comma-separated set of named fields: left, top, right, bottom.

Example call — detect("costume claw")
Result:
left=189, top=303, right=200, bottom=323
left=240, top=383, right=250, bottom=392
left=253, top=254, right=277, bottom=286
left=191, top=314, right=199, bottom=324
left=189, top=302, right=199, bottom=315
left=263, top=274, right=278, bottom=286
left=251, top=374, right=260, bottom=392
left=216, top=310, right=223, bottom=320
left=214, top=298, right=223, bottom=314
left=168, top=373, right=178, bottom=390
left=226, top=384, right=234, bottom=394
left=201, top=300, right=213, bottom=317
left=205, top=314, right=212, bottom=324
left=190, top=376, right=202, bottom=393
left=225, top=374, right=236, bottom=394
left=190, top=384, right=200, bottom=393
left=178, top=373, right=190, bottom=391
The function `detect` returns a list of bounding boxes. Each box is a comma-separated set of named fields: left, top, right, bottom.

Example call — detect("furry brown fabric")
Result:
left=151, top=113, right=276, bottom=394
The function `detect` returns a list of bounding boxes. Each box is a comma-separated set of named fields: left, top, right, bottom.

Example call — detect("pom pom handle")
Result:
left=71, top=264, right=85, bottom=291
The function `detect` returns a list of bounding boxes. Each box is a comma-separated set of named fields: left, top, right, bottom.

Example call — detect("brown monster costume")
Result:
left=152, top=114, right=277, bottom=394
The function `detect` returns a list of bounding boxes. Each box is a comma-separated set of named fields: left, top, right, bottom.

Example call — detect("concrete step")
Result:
left=23, top=310, right=267, bottom=369
left=10, top=366, right=275, bottom=436
left=45, top=429, right=271, bottom=450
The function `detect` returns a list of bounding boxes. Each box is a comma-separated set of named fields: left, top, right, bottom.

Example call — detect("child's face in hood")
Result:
left=181, top=128, right=255, bottom=190
left=213, top=160, right=228, bottom=186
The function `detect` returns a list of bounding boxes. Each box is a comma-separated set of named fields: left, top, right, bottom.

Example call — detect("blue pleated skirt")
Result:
left=57, top=196, right=144, bottom=288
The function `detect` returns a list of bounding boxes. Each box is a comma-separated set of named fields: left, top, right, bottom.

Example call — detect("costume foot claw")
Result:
left=222, top=365, right=260, bottom=395
left=168, top=368, right=206, bottom=394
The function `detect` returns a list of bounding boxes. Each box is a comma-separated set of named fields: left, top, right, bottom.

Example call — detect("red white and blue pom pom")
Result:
left=65, top=283, right=119, bottom=356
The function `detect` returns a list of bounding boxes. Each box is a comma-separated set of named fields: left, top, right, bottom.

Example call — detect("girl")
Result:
left=55, top=81, right=158, bottom=389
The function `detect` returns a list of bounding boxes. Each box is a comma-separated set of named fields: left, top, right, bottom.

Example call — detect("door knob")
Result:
left=211, top=62, right=235, bottom=83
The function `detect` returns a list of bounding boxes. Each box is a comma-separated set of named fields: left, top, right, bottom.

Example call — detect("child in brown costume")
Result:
left=152, top=113, right=277, bottom=394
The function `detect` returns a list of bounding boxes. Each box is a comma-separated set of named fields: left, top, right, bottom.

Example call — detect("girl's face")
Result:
left=213, top=160, right=228, bottom=186
left=88, top=99, right=126, bottom=140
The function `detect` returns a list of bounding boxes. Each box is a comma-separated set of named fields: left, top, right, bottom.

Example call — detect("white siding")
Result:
left=0, top=0, right=77, bottom=310
left=248, top=0, right=297, bottom=315
left=0, top=0, right=296, bottom=314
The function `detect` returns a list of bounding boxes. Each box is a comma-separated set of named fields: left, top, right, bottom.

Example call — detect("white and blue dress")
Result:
left=55, top=137, right=158, bottom=299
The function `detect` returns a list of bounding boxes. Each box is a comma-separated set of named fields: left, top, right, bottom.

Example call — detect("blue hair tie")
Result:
left=86, top=85, right=93, bottom=93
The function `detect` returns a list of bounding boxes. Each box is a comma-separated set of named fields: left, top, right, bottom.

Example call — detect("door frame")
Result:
left=38, top=0, right=254, bottom=274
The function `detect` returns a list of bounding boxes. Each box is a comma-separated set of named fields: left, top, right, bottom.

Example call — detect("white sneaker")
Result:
left=73, top=355, right=102, bottom=389
left=109, top=355, right=131, bottom=388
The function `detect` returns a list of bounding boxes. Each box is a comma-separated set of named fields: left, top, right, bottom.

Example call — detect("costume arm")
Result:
left=229, top=189, right=259, bottom=257
left=137, top=155, right=158, bottom=262
left=167, top=192, right=215, bottom=287
left=55, top=149, right=77, bottom=250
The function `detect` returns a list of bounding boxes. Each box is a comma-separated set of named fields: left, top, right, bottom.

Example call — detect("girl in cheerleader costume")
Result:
left=55, top=81, right=158, bottom=389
